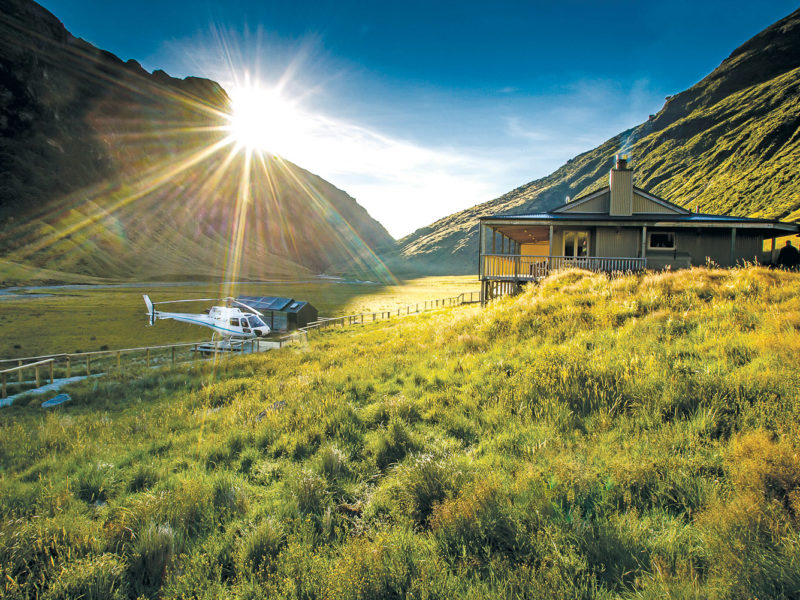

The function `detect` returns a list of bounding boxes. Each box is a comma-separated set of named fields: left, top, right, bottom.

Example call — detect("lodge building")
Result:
left=478, top=156, right=799, bottom=301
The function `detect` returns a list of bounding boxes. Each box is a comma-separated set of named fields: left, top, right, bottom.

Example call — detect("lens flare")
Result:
left=2, top=14, right=396, bottom=292
left=226, top=86, right=303, bottom=153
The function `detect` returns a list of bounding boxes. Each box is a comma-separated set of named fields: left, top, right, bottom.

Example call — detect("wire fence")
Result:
left=1, top=290, right=481, bottom=399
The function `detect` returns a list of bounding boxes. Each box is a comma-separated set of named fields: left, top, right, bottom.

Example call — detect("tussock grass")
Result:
left=1, top=266, right=799, bottom=598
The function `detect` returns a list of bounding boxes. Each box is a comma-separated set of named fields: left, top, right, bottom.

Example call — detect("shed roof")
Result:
left=237, top=296, right=314, bottom=314
left=237, top=296, right=293, bottom=311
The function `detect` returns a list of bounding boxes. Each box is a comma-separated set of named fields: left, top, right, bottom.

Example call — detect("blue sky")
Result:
left=39, top=1, right=800, bottom=237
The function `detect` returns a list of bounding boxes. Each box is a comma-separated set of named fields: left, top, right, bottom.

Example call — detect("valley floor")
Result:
left=1, top=267, right=799, bottom=599
left=0, top=276, right=477, bottom=359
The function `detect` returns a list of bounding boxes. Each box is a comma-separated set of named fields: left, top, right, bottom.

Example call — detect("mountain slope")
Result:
left=0, top=0, right=394, bottom=285
left=398, top=7, right=800, bottom=274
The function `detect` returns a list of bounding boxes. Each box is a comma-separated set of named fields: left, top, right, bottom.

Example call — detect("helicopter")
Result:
left=143, top=295, right=271, bottom=339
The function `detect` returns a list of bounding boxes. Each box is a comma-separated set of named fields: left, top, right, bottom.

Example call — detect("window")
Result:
left=648, top=232, right=675, bottom=249
left=563, top=231, right=589, bottom=257
left=230, top=318, right=240, bottom=326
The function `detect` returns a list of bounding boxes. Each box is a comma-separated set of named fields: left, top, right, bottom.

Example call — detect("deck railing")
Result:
left=481, top=254, right=647, bottom=280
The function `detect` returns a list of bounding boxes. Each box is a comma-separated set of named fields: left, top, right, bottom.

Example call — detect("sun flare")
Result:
left=226, top=85, right=302, bottom=153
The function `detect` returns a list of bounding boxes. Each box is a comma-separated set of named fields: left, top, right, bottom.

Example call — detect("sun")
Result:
left=226, top=85, right=303, bottom=153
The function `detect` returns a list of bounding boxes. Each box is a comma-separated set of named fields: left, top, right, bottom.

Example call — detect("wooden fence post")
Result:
left=35, top=365, right=40, bottom=388
left=49, top=361, right=54, bottom=385
left=17, top=360, right=22, bottom=383
left=86, top=356, right=90, bottom=376
left=66, top=356, right=71, bottom=378
left=2, top=373, right=6, bottom=398
left=146, top=348, right=151, bottom=367
left=172, top=346, right=176, bottom=365
left=117, top=351, right=121, bottom=368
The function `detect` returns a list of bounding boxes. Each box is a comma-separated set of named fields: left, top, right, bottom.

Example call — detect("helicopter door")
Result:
left=241, top=318, right=251, bottom=334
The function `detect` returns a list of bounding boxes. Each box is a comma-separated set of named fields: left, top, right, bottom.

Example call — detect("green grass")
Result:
left=0, top=276, right=477, bottom=359
left=1, top=266, right=799, bottom=598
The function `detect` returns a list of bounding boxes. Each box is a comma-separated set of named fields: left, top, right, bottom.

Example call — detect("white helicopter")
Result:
left=143, top=295, right=271, bottom=339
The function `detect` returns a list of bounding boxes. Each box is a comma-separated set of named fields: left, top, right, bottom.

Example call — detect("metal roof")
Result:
left=237, top=296, right=293, bottom=311
left=480, top=212, right=798, bottom=227
left=238, top=296, right=313, bottom=313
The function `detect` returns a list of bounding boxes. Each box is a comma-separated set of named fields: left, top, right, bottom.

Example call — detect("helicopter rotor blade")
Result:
left=150, top=298, right=220, bottom=306
left=229, top=299, right=264, bottom=316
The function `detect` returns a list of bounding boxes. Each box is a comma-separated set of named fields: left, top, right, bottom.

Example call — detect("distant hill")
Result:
left=398, top=7, right=800, bottom=274
left=0, top=0, right=394, bottom=285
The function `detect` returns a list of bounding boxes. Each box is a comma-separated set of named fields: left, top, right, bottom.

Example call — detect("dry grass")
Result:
left=1, top=266, right=798, bottom=599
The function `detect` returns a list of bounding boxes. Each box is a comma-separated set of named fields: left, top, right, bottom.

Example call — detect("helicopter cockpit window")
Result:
left=250, top=316, right=266, bottom=327
left=230, top=318, right=240, bottom=327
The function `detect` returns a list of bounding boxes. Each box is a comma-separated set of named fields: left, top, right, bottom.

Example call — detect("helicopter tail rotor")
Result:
left=143, top=294, right=156, bottom=326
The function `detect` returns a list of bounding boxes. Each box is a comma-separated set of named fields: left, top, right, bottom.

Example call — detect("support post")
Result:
left=35, top=366, right=40, bottom=388
left=478, top=222, right=484, bottom=278
left=1, top=373, right=5, bottom=398
left=66, top=356, right=71, bottom=378
left=730, top=227, right=737, bottom=266
left=172, top=346, right=176, bottom=365
left=641, top=226, right=647, bottom=259
left=17, top=360, right=22, bottom=383
left=49, top=361, right=54, bottom=385
left=146, top=348, right=151, bottom=367
left=86, top=356, right=90, bottom=376
left=117, top=351, right=121, bottom=368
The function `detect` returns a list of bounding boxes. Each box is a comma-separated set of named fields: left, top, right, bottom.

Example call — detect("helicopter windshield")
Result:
left=249, top=316, right=266, bottom=328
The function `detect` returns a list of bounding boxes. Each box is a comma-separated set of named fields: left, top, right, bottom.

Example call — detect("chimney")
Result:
left=609, top=154, right=632, bottom=216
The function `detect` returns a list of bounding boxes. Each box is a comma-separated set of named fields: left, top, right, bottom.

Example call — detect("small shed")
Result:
left=237, top=296, right=318, bottom=332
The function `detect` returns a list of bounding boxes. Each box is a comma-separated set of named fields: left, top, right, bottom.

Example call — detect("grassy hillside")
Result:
left=398, top=8, right=800, bottom=274
left=0, top=0, right=394, bottom=285
left=1, top=267, right=799, bottom=598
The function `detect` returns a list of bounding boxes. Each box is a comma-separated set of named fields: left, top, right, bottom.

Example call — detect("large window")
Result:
left=563, top=231, right=589, bottom=257
left=648, top=232, right=675, bottom=250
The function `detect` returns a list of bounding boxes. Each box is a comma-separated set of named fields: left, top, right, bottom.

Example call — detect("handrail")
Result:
left=1, top=358, right=55, bottom=399
left=0, top=358, right=55, bottom=374
left=481, top=254, right=647, bottom=280
left=481, top=254, right=645, bottom=260
left=0, top=340, right=209, bottom=366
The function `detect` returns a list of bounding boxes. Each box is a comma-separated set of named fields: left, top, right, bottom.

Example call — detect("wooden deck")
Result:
left=480, top=254, right=647, bottom=301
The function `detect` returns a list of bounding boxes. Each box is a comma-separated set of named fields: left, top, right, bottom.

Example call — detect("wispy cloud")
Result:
left=269, top=109, right=511, bottom=237
left=156, top=26, right=667, bottom=238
